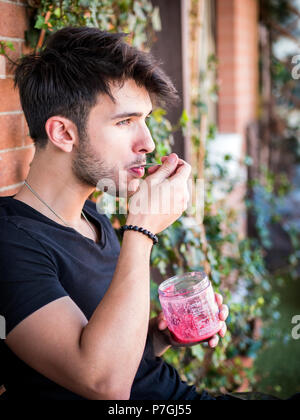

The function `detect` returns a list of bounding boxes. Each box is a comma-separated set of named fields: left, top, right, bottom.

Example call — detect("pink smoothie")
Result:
left=160, top=283, right=221, bottom=344
left=170, top=324, right=222, bottom=344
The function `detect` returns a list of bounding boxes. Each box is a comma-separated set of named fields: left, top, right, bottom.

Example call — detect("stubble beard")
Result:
left=71, top=130, right=134, bottom=198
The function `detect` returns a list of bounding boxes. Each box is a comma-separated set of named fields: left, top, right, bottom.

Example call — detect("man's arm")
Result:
left=5, top=154, right=191, bottom=400
left=5, top=231, right=153, bottom=400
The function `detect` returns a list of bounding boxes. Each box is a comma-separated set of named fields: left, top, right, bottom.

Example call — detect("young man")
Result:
left=0, top=27, right=228, bottom=400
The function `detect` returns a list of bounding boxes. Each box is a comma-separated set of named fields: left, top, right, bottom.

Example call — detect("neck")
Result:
left=14, top=149, right=96, bottom=226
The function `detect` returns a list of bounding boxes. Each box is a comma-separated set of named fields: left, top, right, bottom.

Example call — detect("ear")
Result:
left=45, top=116, right=78, bottom=153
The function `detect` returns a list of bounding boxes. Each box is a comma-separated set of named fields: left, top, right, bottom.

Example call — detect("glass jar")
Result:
left=158, top=271, right=222, bottom=343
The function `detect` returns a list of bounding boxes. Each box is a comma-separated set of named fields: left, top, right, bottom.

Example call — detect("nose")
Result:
left=132, top=123, right=155, bottom=155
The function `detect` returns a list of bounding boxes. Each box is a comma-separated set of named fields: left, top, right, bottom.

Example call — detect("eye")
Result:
left=116, top=119, right=131, bottom=126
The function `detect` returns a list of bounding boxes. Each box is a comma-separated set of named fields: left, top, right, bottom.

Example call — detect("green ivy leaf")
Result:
left=54, top=8, right=61, bottom=18
left=34, top=15, right=47, bottom=30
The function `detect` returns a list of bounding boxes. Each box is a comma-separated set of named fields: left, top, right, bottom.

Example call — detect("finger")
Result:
left=208, top=334, right=219, bottom=348
left=219, top=304, right=229, bottom=321
left=218, top=321, right=227, bottom=338
left=215, top=293, right=223, bottom=307
left=147, top=165, right=161, bottom=175
left=158, top=319, right=168, bottom=330
left=156, top=312, right=168, bottom=330
left=146, top=156, right=171, bottom=175
left=153, top=156, right=185, bottom=177
left=147, top=156, right=180, bottom=174
left=162, top=155, right=185, bottom=166
left=169, top=160, right=192, bottom=182
left=168, top=157, right=185, bottom=177
left=150, top=153, right=179, bottom=183
left=157, top=311, right=165, bottom=320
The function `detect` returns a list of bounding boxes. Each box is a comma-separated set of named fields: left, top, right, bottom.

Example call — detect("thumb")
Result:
left=157, top=313, right=168, bottom=330
left=150, top=154, right=178, bottom=184
left=158, top=319, right=168, bottom=330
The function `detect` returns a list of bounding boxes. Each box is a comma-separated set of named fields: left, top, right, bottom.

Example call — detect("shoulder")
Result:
left=0, top=216, right=32, bottom=239
left=0, top=215, right=42, bottom=243
left=0, top=217, right=57, bottom=271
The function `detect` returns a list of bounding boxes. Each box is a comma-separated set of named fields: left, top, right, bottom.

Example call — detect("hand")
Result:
left=146, top=155, right=186, bottom=176
left=126, top=154, right=191, bottom=235
left=148, top=293, right=229, bottom=357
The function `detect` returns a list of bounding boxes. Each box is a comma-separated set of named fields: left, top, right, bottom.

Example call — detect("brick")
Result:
left=218, top=123, right=238, bottom=134
left=0, top=78, right=21, bottom=112
left=0, top=55, right=5, bottom=78
left=0, top=113, right=23, bottom=149
left=0, top=2, right=28, bottom=39
left=217, top=0, right=258, bottom=135
left=0, top=146, right=35, bottom=188
left=217, top=0, right=234, bottom=15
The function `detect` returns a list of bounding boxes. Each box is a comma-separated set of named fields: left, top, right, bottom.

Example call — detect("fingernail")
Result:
left=168, top=154, right=177, bottom=164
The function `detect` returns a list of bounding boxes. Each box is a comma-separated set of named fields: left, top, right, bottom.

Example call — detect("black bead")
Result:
left=120, top=225, right=158, bottom=245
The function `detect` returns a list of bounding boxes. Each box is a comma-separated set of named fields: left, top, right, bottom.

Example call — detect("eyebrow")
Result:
left=111, top=109, right=153, bottom=120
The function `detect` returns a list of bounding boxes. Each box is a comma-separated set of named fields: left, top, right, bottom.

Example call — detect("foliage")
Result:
left=25, top=0, right=161, bottom=50
left=0, top=41, right=16, bottom=67
left=0, top=41, right=15, bottom=56
left=148, top=120, right=283, bottom=392
left=4, top=0, right=298, bottom=395
left=260, top=0, right=300, bottom=165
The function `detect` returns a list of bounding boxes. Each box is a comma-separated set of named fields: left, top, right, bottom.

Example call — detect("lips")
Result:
left=128, top=166, right=145, bottom=178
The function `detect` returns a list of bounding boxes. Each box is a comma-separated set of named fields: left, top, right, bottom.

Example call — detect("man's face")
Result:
left=71, top=78, right=155, bottom=197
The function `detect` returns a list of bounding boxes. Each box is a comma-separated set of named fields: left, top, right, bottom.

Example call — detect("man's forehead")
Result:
left=95, top=79, right=152, bottom=116
left=111, top=79, right=151, bottom=105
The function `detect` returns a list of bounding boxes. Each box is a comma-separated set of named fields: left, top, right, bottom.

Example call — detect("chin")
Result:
left=100, top=177, right=140, bottom=199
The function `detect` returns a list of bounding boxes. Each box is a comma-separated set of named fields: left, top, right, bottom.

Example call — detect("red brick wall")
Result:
left=217, top=0, right=259, bottom=137
left=0, top=0, right=34, bottom=197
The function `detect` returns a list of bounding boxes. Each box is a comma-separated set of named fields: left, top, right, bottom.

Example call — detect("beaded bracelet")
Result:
left=120, top=225, right=159, bottom=245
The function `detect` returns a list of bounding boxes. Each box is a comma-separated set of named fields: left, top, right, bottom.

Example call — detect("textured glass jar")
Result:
left=158, top=271, right=221, bottom=343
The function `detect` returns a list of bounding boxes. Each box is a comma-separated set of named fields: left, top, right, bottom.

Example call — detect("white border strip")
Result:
left=0, top=181, right=24, bottom=193
left=0, top=144, right=33, bottom=154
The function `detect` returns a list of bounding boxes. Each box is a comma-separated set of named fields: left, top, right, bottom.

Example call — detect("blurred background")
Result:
left=0, top=0, right=299, bottom=398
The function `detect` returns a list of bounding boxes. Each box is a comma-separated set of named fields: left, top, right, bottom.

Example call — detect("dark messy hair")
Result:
left=14, top=26, right=179, bottom=150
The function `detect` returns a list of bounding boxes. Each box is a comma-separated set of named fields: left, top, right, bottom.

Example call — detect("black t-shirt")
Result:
left=0, top=196, right=198, bottom=400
